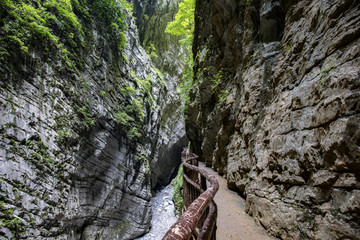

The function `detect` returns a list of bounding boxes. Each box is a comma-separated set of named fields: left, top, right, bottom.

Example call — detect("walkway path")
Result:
left=199, top=162, right=275, bottom=240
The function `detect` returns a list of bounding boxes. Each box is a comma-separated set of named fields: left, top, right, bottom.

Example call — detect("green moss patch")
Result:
left=172, top=165, right=183, bottom=215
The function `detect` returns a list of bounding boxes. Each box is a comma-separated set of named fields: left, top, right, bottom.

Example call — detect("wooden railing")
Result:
left=163, top=149, right=219, bottom=240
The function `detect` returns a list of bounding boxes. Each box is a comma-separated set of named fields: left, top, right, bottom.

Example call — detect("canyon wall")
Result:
left=133, top=0, right=188, bottom=189
left=0, top=1, right=184, bottom=239
left=187, top=0, right=360, bottom=239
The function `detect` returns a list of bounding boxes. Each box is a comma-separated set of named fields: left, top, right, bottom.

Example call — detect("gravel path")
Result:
left=135, top=184, right=178, bottom=240
left=199, top=162, right=275, bottom=240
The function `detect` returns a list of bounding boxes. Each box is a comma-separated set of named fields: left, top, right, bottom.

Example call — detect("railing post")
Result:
left=163, top=149, right=219, bottom=240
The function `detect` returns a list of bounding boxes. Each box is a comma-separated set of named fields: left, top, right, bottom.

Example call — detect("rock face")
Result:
left=133, top=0, right=186, bottom=75
left=0, top=1, right=185, bottom=239
left=187, top=0, right=360, bottom=239
left=132, top=0, right=188, bottom=189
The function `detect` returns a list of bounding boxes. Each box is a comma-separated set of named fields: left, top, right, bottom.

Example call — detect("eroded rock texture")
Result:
left=0, top=3, right=185, bottom=240
left=187, top=0, right=360, bottom=239
left=133, top=0, right=188, bottom=189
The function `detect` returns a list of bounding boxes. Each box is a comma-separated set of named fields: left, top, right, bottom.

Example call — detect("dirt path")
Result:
left=199, top=162, right=275, bottom=240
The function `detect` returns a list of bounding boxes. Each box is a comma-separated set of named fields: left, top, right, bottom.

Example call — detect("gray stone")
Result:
left=334, top=173, right=360, bottom=189
left=0, top=1, right=186, bottom=239
left=308, top=170, right=338, bottom=187
left=187, top=0, right=360, bottom=238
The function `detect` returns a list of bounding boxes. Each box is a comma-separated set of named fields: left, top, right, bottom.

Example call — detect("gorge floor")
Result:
left=135, top=183, right=178, bottom=240
left=199, top=162, right=275, bottom=240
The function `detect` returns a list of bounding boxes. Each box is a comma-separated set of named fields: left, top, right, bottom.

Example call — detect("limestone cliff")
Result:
left=0, top=0, right=184, bottom=239
left=187, top=0, right=360, bottom=239
left=133, top=0, right=188, bottom=189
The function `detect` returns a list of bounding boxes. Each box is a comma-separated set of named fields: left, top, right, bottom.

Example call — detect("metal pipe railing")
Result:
left=163, top=149, right=219, bottom=240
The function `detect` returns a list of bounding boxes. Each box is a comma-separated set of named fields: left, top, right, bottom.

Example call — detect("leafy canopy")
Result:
left=0, top=0, right=132, bottom=66
left=165, top=0, right=195, bottom=45
left=165, top=0, right=195, bottom=114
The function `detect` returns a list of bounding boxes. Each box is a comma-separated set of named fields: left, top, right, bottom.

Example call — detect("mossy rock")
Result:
left=172, top=165, right=183, bottom=215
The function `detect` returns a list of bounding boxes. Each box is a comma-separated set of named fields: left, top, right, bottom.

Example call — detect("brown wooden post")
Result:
left=163, top=152, right=219, bottom=240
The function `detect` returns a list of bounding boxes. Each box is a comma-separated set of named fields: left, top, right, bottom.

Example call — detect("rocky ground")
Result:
left=135, top=184, right=178, bottom=240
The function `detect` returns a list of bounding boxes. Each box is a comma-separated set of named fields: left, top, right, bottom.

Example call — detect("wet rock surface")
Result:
left=187, top=0, right=360, bottom=239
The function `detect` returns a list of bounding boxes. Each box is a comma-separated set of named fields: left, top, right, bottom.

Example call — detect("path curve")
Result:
left=199, top=162, right=275, bottom=240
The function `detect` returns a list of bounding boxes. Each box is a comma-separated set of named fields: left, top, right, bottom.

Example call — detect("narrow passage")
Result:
left=199, top=162, right=275, bottom=240
left=135, top=184, right=178, bottom=240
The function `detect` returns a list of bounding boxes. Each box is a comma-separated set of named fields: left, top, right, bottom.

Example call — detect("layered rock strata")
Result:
left=133, top=0, right=188, bottom=188
left=0, top=2, right=185, bottom=240
left=187, top=0, right=360, bottom=239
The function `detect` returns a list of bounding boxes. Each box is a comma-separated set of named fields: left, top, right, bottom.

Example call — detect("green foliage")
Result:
left=317, top=63, right=334, bottom=81
left=120, top=83, right=137, bottom=97
left=165, top=0, right=195, bottom=114
left=72, top=92, right=94, bottom=130
left=218, top=89, right=229, bottom=107
left=165, top=0, right=195, bottom=44
left=0, top=0, right=131, bottom=68
left=129, top=99, right=144, bottom=121
left=208, top=68, right=229, bottom=108
left=99, top=90, right=107, bottom=97
left=211, top=69, right=224, bottom=92
left=172, top=166, right=183, bottom=215
left=179, top=59, right=193, bottom=113
left=114, top=108, right=141, bottom=141
left=0, top=0, right=83, bottom=67
left=132, top=74, right=154, bottom=105
left=153, top=67, right=164, bottom=80
left=0, top=201, right=23, bottom=237
left=26, top=139, right=54, bottom=167
left=128, top=126, right=141, bottom=140
left=90, top=0, right=131, bottom=53
left=57, top=129, right=70, bottom=142
left=143, top=14, right=149, bottom=21
left=114, top=111, right=134, bottom=126
left=284, top=43, right=292, bottom=51
left=137, top=149, right=150, bottom=173
left=145, top=42, right=158, bottom=60
left=115, top=76, right=151, bottom=142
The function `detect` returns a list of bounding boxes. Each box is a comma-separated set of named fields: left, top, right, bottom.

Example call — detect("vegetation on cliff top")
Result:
left=165, top=0, right=194, bottom=46
left=0, top=0, right=131, bottom=69
left=0, top=0, right=148, bottom=142
left=165, top=0, right=195, bottom=113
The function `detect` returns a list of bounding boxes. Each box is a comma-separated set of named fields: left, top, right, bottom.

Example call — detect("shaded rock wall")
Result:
left=133, top=0, right=185, bottom=75
left=187, top=0, right=360, bottom=239
left=133, top=0, right=188, bottom=188
left=0, top=2, right=185, bottom=240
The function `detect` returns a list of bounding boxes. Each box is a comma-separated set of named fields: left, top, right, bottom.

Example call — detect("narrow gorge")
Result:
left=1, top=0, right=359, bottom=240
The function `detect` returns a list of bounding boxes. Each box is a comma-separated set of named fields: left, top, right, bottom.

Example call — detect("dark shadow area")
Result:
left=153, top=135, right=188, bottom=190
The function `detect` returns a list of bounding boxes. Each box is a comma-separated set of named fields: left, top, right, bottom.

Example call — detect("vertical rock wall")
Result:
left=0, top=2, right=185, bottom=240
left=133, top=0, right=188, bottom=188
left=187, top=0, right=360, bottom=239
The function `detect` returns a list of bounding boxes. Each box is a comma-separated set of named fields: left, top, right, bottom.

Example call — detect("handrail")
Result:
left=163, top=148, right=219, bottom=240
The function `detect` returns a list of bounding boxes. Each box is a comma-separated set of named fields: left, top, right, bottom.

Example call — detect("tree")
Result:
left=165, top=0, right=195, bottom=115
left=165, top=0, right=195, bottom=46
